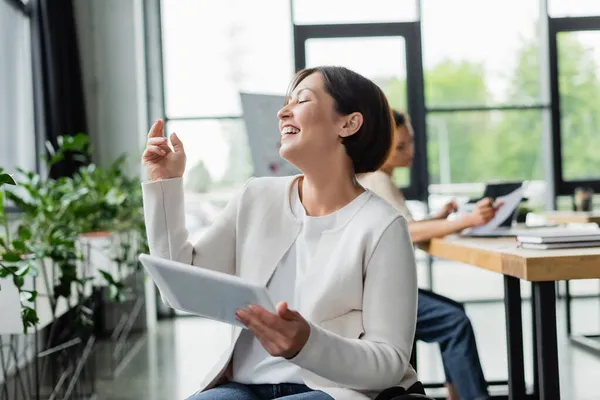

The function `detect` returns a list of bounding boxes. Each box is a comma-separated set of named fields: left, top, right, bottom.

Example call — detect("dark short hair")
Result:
left=392, top=109, right=411, bottom=128
left=286, top=66, right=393, bottom=174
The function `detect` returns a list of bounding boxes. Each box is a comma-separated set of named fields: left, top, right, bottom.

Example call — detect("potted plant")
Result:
left=0, top=169, right=38, bottom=334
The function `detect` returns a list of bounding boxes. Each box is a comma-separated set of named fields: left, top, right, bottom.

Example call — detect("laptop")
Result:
left=461, top=182, right=525, bottom=238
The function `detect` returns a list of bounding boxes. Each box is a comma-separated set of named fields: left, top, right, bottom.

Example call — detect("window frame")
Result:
left=293, top=22, right=429, bottom=202
left=548, top=16, right=600, bottom=196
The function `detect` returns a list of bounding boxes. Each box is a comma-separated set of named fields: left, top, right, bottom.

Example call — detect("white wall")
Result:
left=74, top=0, right=150, bottom=177
left=73, top=0, right=163, bottom=327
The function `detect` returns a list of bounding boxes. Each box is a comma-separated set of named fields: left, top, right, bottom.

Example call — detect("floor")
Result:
left=95, top=295, right=600, bottom=400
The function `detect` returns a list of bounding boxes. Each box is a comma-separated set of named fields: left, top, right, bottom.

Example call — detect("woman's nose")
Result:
left=277, top=104, right=292, bottom=120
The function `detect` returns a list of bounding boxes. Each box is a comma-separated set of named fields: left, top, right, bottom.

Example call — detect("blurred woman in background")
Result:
left=358, top=110, right=494, bottom=400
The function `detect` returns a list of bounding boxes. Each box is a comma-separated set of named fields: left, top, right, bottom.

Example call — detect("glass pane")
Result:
left=421, top=0, right=542, bottom=108
left=557, top=31, right=600, bottom=181
left=161, top=0, right=293, bottom=118
left=305, top=36, right=410, bottom=186
left=427, top=109, right=546, bottom=197
left=550, top=0, right=600, bottom=17
left=166, top=119, right=253, bottom=196
left=0, top=1, right=36, bottom=175
left=292, top=0, right=418, bottom=25
left=306, top=36, right=407, bottom=110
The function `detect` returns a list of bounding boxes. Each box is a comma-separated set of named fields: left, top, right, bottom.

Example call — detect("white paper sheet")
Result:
left=467, top=185, right=526, bottom=234
left=0, top=277, right=24, bottom=334
left=240, top=92, right=300, bottom=177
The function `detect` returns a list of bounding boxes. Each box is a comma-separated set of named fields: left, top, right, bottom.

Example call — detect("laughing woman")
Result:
left=141, top=66, right=420, bottom=400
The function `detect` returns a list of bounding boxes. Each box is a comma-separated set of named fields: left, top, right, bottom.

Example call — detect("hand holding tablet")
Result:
left=139, top=253, right=276, bottom=328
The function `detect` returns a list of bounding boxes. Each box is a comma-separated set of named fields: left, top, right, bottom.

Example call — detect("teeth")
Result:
left=282, top=126, right=300, bottom=135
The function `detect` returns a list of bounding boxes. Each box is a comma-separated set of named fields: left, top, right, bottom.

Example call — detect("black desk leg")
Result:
left=531, top=284, right=539, bottom=399
left=533, top=281, right=560, bottom=400
left=565, top=280, right=572, bottom=336
left=504, top=276, right=526, bottom=400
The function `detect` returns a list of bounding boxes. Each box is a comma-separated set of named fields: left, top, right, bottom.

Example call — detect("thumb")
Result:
left=277, top=302, right=296, bottom=321
left=170, top=132, right=185, bottom=152
left=449, top=200, right=458, bottom=211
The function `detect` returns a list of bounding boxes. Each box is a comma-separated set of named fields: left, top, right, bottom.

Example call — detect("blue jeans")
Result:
left=417, top=289, right=489, bottom=400
left=187, top=382, right=333, bottom=400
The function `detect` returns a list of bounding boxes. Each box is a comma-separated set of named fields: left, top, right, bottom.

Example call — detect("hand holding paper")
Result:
left=467, top=186, right=525, bottom=235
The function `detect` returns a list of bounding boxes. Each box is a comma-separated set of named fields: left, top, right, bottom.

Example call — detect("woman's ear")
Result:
left=339, top=112, right=363, bottom=138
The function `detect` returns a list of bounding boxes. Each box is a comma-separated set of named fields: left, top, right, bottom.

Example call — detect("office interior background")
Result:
left=1, top=0, right=600, bottom=399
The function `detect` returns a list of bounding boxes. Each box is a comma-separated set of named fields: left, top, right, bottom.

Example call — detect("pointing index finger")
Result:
left=148, top=120, right=164, bottom=138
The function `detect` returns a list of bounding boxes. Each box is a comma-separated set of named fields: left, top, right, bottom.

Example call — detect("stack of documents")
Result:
left=516, top=227, right=600, bottom=250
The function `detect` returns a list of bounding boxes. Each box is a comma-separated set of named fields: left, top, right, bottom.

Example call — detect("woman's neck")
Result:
left=298, top=168, right=364, bottom=217
left=380, top=165, right=394, bottom=175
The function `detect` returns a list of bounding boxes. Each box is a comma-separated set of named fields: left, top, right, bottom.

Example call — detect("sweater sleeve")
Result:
left=142, top=177, right=249, bottom=275
left=290, top=217, right=418, bottom=390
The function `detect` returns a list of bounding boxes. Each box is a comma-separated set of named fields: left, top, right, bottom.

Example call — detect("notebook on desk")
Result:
left=516, top=228, right=600, bottom=244
left=520, top=241, right=600, bottom=250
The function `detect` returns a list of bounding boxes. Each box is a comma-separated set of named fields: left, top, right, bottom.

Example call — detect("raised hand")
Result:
left=142, top=120, right=186, bottom=181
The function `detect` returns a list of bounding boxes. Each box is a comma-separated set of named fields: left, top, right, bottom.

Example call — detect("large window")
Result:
left=420, top=0, right=550, bottom=220
left=160, top=0, right=294, bottom=201
left=158, top=1, right=600, bottom=301
left=0, top=0, right=36, bottom=175
left=556, top=30, right=600, bottom=182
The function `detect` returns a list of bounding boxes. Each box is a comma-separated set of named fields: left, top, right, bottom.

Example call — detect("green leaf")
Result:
left=0, top=266, right=12, bottom=278
left=21, top=306, right=39, bottom=334
left=98, top=269, right=117, bottom=285
left=12, top=240, right=27, bottom=253
left=18, top=225, right=32, bottom=241
left=13, top=275, right=24, bottom=289
left=15, top=263, right=31, bottom=276
left=20, top=290, right=37, bottom=302
left=45, top=140, right=56, bottom=156
left=0, top=173, right=16, bottom=186
left=2, top=252, right=21, bottom=262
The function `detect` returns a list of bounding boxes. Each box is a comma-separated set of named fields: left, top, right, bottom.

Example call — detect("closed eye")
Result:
left=298, top=100, right=309, bottom=104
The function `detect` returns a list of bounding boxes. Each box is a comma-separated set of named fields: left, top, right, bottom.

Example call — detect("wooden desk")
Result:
left=544, top=211, right=600, bottom=225
left=423, top=237, right=600, bottom=400
left=425, top=236, right=600, bottom=281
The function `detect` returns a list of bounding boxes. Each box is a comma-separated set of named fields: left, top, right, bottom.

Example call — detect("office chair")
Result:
left=373, top=342, right=435, bottom=400
left=374, top=387, right=434, bottom=400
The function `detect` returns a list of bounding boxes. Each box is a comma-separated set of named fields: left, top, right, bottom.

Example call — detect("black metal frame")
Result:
left=548, top=16, right=600, bottom=196
left=94, top=272, right=147, bottom=380
left=0, top=296, right=98, bottom=400
left=532, top=281, right=560, bottom=399
left=293, top=22, right=429, bottom=202
left=564, top=280, right=600, bottom=356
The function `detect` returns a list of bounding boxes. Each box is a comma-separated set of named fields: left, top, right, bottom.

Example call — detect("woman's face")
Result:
left=385, top=124, right=414, bottom=168
left=277, top=72, right=350, bottom=169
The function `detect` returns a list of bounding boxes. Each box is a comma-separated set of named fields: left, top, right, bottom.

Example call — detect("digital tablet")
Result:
left=138, top=253, right=275, bottom=328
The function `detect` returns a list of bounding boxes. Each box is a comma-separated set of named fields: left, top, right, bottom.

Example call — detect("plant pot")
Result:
left=78, top=232, right=116, bottom=287
left=22, top=258, right=57, bottom=297
left=0, top=276, right=24, bottom=334
left=78, top=230, right=139, bottom=287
